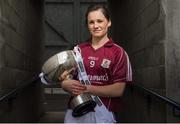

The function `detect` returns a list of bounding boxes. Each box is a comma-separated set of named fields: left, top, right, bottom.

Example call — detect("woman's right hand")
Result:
left=61, top=79, right=86, bottom=96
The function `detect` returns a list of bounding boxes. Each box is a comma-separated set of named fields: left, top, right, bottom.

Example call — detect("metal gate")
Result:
left=43, top=0, right=107, bottom=61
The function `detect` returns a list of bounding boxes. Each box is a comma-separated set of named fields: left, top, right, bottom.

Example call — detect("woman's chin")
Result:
left=92, top=34, right=103, bottom=38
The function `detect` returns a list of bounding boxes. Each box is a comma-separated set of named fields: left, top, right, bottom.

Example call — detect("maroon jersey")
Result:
left=78, top=38, right=132, bottom=112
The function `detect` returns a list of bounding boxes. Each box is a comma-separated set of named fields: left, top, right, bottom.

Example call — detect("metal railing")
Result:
left=0, top=76, right=179, bottom=118
left=0, top=75, right=40, bottom=103
left=132, top=83, right=180, bottom=117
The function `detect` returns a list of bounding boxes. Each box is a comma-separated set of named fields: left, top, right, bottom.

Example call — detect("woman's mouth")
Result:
left=94, top=30, right=101, bottom=32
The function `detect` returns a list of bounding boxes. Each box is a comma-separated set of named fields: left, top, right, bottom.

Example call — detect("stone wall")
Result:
left=0, top=0, right=44, bottom=122
left=165, top=0, right=180, bottom=122
left=108, top=0, right=180, bottom=122
left=109, top=0, right=165, bottom=91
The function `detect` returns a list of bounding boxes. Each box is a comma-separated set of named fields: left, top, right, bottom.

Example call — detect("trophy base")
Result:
left=72, top=100, right=96, bottom=117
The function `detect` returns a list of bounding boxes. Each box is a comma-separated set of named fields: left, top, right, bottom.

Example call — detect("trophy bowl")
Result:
left=42, top=50, right=77, bottom=84
left=41, top=50, right=96, bottom=117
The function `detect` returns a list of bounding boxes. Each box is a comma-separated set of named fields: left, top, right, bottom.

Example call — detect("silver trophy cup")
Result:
left=41, top=50, right=96, bottom=117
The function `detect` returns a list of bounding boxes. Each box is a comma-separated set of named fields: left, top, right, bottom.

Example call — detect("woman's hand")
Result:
left=58, top=68, right=76, bottom=81
left=61, top=79, right=86, bottom=96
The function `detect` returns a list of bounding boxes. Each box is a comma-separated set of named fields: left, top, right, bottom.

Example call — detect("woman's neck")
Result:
left=91, top=36, right=109, bottom=50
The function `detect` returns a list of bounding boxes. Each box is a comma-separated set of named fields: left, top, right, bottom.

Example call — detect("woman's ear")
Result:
left=108, top=20, right=111, bottom=27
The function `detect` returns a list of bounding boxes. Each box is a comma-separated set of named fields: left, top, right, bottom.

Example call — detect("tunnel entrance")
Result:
left=0, top=0, right=180, bottom=122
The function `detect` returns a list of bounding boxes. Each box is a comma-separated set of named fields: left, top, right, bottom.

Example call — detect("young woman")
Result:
left=60, top=4, right=132, bottom=123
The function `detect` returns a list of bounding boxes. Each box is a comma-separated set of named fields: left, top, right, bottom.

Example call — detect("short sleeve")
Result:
left=112, top=49, right=132, bottom=83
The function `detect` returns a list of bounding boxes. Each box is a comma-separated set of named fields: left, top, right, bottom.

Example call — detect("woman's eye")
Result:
left=88, top=21, right=94, bottom=24
left=97, top=20, right=103, bottom=23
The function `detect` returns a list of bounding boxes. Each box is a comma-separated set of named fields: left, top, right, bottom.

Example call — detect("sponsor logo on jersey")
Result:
left=88, top=74, right=108, bottom=82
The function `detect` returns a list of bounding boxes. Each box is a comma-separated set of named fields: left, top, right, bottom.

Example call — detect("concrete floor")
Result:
left=38, top=88, right=69, bottom=123
left=39, top=111, right=65, bottom=123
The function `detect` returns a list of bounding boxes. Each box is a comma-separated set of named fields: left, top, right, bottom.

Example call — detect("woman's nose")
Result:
left=93, top=22, right=99, bottom=28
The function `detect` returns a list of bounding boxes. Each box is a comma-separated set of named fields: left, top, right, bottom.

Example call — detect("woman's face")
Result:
left=87, top=9, right=111, bottom=39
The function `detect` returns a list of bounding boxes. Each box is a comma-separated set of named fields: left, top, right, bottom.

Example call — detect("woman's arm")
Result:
left=59, top=69, right=126, bottom=97
left=85, top=82, right=126, bottom=97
